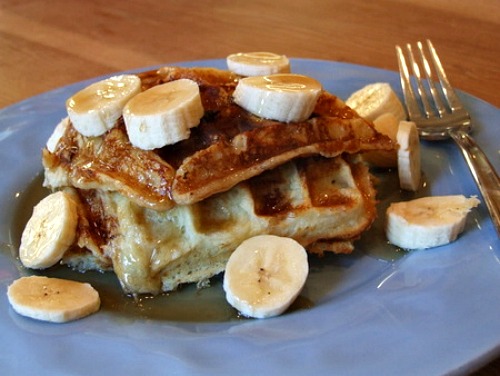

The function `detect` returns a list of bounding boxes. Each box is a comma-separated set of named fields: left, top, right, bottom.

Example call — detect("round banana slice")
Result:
left=20, top=191, right=79, bottom=269
left=233, top=74, right=322, bottom=123
left=123, top=78, right=204, bottom=150
left=7, top=276, right=100, bottom=323
left=386, top=195, right=480, bottom=249
left=362, top=112, right=399, bottom=168
left=66, top=74, right=141, bottom=137
left=223, top=235, right=309, bottom=319
left=46, top=117, right=70, bottom=153
left=397, top=120, right=421, bottom=191
left=227, top=52, right=290, bottom=76
left=346, top=82, right=406, bottom=121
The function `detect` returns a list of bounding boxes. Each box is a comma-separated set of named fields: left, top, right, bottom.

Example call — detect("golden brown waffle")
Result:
left=41, top=66, right=393, bottom=294
left=43, top=66, right=394, bottom=210
left=63, top=154, right=377, bottom=294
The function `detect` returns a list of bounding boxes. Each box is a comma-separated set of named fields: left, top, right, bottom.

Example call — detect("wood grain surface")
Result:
left=1, top=1, right=499, bottom=374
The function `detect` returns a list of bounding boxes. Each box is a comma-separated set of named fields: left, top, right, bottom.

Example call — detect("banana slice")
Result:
left=123, top=78, right=204, bottom=150
left=20, top=190, right=79, bottom=269
left=386, top=195, right=480, bottom=249
left=223, top=235, right=309, bottom=319
left=66, top=75, right=141, bottom=137
left=346, top=82, right=406, bottom=121
left=7, top=276, right=100, bottom=323
left=397, top=120, right=421, bottom=191
left=362, top=112, right=399, bottom=168
left=227, top=52, right=290, bottom=76
left=232, top=74, right=322, bottom=123
left=46, top=117, right=70, bottom=153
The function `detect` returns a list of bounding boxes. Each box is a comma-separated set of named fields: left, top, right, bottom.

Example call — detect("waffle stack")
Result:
left=59, top=154, right=375, bottom=294
left=42, top=66, right=394, bottom=295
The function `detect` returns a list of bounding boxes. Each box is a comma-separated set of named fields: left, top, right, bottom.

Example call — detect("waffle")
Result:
left=41, top=66, right=394, bottom=295
left=63, top=154, right=377, bottom=294
left=43, top=66, right=394, bottom=210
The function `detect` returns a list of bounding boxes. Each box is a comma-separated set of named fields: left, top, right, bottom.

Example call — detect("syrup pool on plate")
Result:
left=9, top=173, right=316, bottom=322
left=9, top=166, right=411, bottom=323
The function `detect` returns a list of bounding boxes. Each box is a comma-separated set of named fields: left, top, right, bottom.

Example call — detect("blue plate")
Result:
left=1, top=59, right=499, bottom=375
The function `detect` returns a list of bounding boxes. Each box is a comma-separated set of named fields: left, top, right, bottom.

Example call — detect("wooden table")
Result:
left=1, top=0, right=499, bottom=109
left=1, top=0, right=499, bottom=374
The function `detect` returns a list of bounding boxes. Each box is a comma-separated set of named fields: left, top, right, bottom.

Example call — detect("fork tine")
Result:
left=405, top=43, right=435, bottom=118
left=395, top=45, right=422, bottom=120
left=416, top=41, right=447, bottom=117
left=425, top=39, right=465, bottom=112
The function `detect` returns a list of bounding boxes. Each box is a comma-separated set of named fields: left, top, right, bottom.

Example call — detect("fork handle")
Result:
left=449, top=129, right=500, bottom=237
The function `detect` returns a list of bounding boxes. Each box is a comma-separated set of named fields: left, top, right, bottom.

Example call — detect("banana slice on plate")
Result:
left=397, top=120, right=421, bottom=191
left=7, top=276, right=100, bottom=323
left=223, top=235, right=309, bottom=319
left=362, top=112, right=399, bottom=168
left=46, top=117, right=70, bottom=153
left=233, top=73, right=322, bottom=123
left=67, top=74, right=141, bottom=137
left=19, top=190, right=79, bottom=269
left=362, top=114, right=421, bottom=190
left=386, top=195, right=480, bottom=249
left=346, top=82, right=406, bottom=121
left=123, top=78, right=204, bottom=150
left=227, top=52, right=290, bottom=76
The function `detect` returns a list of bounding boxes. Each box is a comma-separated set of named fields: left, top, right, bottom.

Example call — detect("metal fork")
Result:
left=396, top=39, right=500, bottom=236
